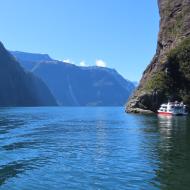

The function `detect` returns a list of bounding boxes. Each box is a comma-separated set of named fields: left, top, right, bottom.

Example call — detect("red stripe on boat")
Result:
left=158, top=112, right=172, bottom=115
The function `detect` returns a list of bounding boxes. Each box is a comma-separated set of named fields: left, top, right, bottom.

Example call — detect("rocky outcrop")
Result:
left=0, top=42, right=57, bottom=106
left=127, top=0, right=190, bottom=113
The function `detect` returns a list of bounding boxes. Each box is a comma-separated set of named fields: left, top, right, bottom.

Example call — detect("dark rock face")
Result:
left=0, top=42, right=57, bottom=106
left=127, top=0, right=190, bottom=113
left=12, top=52, right=135, bottom=106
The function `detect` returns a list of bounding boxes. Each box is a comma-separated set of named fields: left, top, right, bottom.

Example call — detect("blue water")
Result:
left=0, top=107, right=190, bottom=190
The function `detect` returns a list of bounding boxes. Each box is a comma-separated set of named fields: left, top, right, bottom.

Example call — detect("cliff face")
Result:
left=127, top=0, right=190, bottom=113
left=0, top=42, right=57, bottom=106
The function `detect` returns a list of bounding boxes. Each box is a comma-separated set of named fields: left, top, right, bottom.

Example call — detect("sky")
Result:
left=0, top=0, right=159, bottom=81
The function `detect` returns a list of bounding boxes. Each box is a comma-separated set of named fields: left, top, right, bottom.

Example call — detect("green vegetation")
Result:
left=167, top=37, right=190, bottom=104
left=165, top=11, right=183, bottom=37
left=168, top=37, right=190, bottom=80
left=144, top=37, right=190, bottom=106
left=144, top=71, right=168, bottom=92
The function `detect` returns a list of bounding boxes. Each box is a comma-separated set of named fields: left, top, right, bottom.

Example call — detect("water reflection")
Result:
left=156, top=115, right=190, bottom=190
left=158, top=115, right=188, bottom=128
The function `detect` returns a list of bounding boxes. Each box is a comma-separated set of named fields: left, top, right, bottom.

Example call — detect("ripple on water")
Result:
left=0, top=107, right=190, bottom=190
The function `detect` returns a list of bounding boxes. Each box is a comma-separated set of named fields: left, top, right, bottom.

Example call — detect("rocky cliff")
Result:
left=127, top=0, right=190, bottom=113
left=0, top=42, right=57, bottom=106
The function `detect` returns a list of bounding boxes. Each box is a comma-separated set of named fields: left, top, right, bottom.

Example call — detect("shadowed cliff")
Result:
left=0, top=42, right=57, bottom=106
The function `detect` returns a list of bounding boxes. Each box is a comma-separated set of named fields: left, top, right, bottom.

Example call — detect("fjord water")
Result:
left=0, top=107, right=190, bottom=190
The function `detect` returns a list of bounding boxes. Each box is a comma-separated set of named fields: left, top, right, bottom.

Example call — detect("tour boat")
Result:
left=157, top=101, right=188, bottom=116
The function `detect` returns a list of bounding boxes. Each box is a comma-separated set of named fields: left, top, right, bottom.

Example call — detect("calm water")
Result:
left=0, top=107, right=190, bottom=190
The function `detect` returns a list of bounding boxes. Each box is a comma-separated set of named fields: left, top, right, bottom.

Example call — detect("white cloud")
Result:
left=95, top=59, right=107, bottom=67
left=63, top=59, right=72, bottom=64
left=79, top=60, right=88, bottom=67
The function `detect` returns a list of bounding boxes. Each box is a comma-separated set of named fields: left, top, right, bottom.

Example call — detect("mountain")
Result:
left=0, top=42, right=57, bottom=106
left=127, top=0, right=190, bottom=113
left=11, top=51, right=135, bottom=106
left=132, top=81, right=139, bottom=87
left=11, top=51, right=53, bottom=62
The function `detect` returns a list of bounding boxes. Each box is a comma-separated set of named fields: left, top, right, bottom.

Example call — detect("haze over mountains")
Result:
left=11, top=51, right=135, bottom=106
left=0, top=42, right=57, bottom=106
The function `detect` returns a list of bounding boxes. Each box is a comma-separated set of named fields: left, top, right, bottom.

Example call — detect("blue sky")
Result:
left=0, top=0, right=159, bottom=81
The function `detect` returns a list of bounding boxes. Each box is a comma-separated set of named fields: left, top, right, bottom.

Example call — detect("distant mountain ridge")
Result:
left=11, top=51, right=135, bottom=106
left=0, top=42, right=57, bottom=106
left=11, top=51, right=53, bottom=62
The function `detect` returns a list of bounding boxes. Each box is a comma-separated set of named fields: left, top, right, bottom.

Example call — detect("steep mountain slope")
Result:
left=0, top=42, right=57, bottom=106
left=11, top=51, right=135, bottom=106
left=127, top=0, right=190, bottom=113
